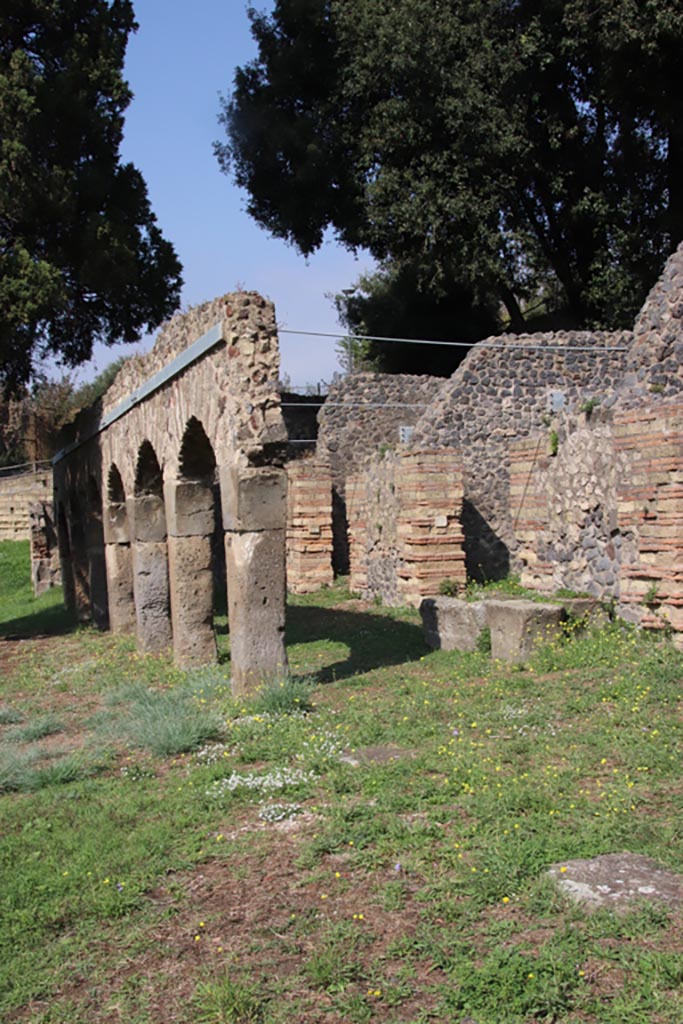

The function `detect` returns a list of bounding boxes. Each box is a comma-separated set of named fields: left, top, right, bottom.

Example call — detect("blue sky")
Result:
left=75, top=0, right=374, bottom=388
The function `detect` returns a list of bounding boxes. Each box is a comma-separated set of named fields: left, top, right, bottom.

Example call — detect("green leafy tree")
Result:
left=218, top=0, right=683, bottom=332
left=0, top=0, right=182, bottom=393
left=334, top=261, right=499, bottom=375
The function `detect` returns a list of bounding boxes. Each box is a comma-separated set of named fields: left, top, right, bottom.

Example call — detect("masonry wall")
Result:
left=0, top=467, right=53, bottom=540
left=346, top=448, right=465, bottom=606
left=510, top=400, right=683, bottom=643
left=316, top=372, right=442, bottom=572
left=286, top=456, right=333, bottom=594
left=614, top=402, right=683, bottom=637
left=511, top=411, right=632, bottom=597
left=54, top=292, right=291, bottom=690
left=30, top=501, right=61, bottom=595
left=408, top=332, right=629, bottom=581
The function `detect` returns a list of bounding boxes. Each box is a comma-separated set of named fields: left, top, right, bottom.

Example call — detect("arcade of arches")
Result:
left=53, top=293, right=290, bottom=694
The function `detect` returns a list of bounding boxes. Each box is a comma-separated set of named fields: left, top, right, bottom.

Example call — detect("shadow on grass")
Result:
left=286, top=604, right=426, bottom=683
left=0, top=603, right=78, bottom=640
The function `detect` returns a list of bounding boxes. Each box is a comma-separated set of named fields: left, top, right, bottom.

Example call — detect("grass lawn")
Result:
left=1, top=539, right=683, bottom=1023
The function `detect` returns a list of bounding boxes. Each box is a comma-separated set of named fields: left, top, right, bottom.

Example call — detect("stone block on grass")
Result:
left=485, top=598, right=565, bottom=664
left=420, top=596, right=487, bottom=652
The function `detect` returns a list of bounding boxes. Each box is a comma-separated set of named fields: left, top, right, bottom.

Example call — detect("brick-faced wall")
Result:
left=286, top=457, right=334, bottom=593
left=615, top=402, right=683, bottom=636
left=347, top=448, right=465, bottom=606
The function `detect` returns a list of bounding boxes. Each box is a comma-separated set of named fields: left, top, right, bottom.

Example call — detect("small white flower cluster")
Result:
left=297, top=730, right=345, bottom=764
left=206, top=766, right=316, bottom=799
left=195, top=743, right=233, bottom=764
left=258, top=802, right=302, bottom=823
left=502, top=703, right=529, bottom=720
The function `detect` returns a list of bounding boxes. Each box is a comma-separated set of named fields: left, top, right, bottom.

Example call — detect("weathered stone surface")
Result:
left=168, top=534, right=216, bottom=666
left=548, top=853, right=683, bottom=911
left=104, top=542, right=135, bottom=634
left=103, top=502, right=130, bottom=545
left=420, top=597, right=487, bottom=652
left=225, top=529, right=288, bottom=694
left=29, top=501, right=61, bottom=595
left=486, top=599, right=565, bottom=663
left=132, top=541, right=172, bottom=653
left=347, top=449, right=465, bottom=606
left=129, top=494, right=167, bottom=543
left=87, top=544, right=109, bottom=630
left=221, top=466, right=287, bottom=532
left=164, top=480, right=215, bottom=538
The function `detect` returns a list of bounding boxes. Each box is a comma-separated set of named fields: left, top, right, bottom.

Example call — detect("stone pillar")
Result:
left=103, top=501, right=135, bottom=634
left=56, top=503, right=76, bottom=612
left=165, top=480, right=217, bottom=667
left=68, top=505, right=91, bottom=622
left=129, top=493, right=172, bottom=653
left=221, top=466, right=289, bottom=695
left=85, top=519, right=109, bottom=631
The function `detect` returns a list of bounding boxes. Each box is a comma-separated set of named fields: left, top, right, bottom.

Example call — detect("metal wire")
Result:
left=279, top=328, right=630, bottom=353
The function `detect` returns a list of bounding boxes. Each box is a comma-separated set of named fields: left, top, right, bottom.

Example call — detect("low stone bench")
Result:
left=420, top=594, right=597, bottom=663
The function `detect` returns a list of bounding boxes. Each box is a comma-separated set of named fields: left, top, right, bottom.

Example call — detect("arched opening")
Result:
left=179, top=416, right=217, bottom=482
left=135, top=440, right=163, bottom=497
left=179, top=416, right=224, bottom=615
left=104, top=463, right=135, bottom=635
left=107, top=464, right=126, bottom=505
left=130, top=440, right=172, bottom=653
left=167, top=418, right=220, bottom=666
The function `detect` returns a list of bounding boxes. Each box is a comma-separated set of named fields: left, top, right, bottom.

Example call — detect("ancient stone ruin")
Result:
left=54, top=242, right=683, bottom=678
left=53, top=293, right=289, bottom=692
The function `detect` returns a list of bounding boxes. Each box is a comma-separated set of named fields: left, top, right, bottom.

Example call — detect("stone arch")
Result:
left=103, top=463, right=135, bottom=635
left=130, top=440, right=172, bottom=652
left=166, top=418, right=219, bottom=667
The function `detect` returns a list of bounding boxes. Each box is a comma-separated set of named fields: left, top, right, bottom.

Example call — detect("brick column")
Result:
left=103, top=500, right=135, bottom=634
left=129, top=493, right=172, bottom=653
left=165, top=480, right=217, bottom=667
left=221, top=466, right=289, bottom=695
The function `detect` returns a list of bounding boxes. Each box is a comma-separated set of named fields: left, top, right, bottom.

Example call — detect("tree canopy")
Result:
left=0, top=0, right=182, bottom=393
left=334, top=261, right=499, bottom=375
left=218, top=0, right=683, bottom=334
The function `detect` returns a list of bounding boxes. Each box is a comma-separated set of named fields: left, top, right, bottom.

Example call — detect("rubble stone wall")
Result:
left=409, top=332, right=629, bottom=580
left=510, top=400, right=683, bottom=644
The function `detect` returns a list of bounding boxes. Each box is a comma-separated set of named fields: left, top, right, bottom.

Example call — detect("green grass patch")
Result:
left=0, top=539, right=76, bottom=636
left=2, top=541, right=683, bottom=1022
